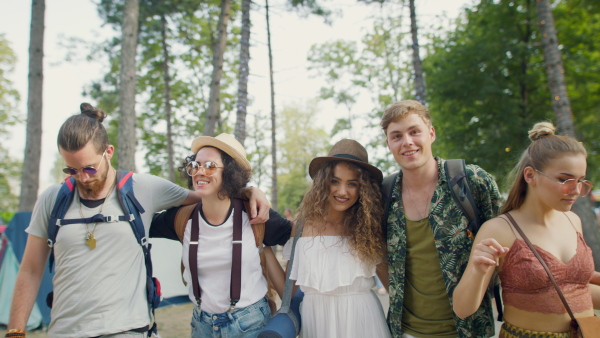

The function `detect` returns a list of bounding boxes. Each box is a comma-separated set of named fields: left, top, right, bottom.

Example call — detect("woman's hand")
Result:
left=470, top=238, right=509, bottom=275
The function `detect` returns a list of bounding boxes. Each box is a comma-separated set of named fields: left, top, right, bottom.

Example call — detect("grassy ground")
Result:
left=0, top=291, right=388, bottom=337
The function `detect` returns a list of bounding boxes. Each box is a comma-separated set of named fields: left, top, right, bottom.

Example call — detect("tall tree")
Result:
left=118, top=0, right=139, bottom=171
left=265, top=0, right=278, bottom=210
left=204, top=0, right=232, bottom=136
left=160, top=13, right=175, bottom=182
left=409, top=0, right=426, bottom=103
left=535, top=0, right=574, bottom=136
left=535, top=0, right=600, bottom=268
left=234, top=0, right=251, bottom=145
left=19, top=0, right=45, bottom=211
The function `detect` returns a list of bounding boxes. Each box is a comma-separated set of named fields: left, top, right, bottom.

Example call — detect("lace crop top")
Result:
left=499, top=232, right=594, bottom=314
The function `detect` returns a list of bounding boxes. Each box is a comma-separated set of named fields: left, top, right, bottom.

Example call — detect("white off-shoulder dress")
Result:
left=282, top=236, right=391, bottom=338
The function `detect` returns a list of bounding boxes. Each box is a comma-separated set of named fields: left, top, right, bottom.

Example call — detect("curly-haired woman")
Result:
left=281, top=139, right=391, bottom=337
left=150, top=133, right=291, bottom=338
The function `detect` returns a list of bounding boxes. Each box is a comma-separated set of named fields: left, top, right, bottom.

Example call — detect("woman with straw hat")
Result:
left=280, top=139, right=391, bottom=337
left=151, top=133, right=291, bottom=338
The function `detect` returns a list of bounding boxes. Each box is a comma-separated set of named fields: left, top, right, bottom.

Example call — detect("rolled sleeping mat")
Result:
left=258, top=289, right=304, bottom=338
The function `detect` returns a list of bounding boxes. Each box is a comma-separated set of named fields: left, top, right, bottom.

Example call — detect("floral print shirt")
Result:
left=386, top=157, right=503, bottom=338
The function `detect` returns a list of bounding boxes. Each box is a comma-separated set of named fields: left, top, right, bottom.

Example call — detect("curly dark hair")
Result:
left=178, top=146, right=252, bottom=200
left=295, top=161, right=385, bottom=265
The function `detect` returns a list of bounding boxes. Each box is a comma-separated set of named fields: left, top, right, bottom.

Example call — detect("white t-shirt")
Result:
left=181, top=206, right=267, bottom=314
left=27, top=173, right=189, bottom=338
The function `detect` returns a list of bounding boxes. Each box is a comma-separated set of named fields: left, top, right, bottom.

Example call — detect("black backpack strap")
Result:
left=381, top=172, right=399, bottom=236
left=444, top=159, right=503, bottom=321
left=115, top=171, right=160, bottom=335
left=444, top=159, right=483, bottom=239
left=47, top=177, right=77, bottom=272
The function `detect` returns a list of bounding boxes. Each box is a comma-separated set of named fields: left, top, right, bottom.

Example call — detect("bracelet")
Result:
left=5, top=329, right=26, bottom=338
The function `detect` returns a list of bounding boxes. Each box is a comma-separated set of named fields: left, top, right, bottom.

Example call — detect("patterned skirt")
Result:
left=499, top=321, right=571, bottom=338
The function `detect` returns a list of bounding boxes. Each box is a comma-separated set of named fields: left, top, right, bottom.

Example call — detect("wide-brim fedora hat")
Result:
left=309, top=139, right=382, bottom=184
left=191, top=133, right=251, bottom=171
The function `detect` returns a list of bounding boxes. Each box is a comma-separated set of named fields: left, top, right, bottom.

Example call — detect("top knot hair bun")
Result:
left=528, top=121, right=556, bottom=142
left=80, top=102, right=107, bottom=123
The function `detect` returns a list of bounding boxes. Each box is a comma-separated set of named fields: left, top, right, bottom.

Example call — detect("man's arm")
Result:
left=180, top=187, right=270, bottom=224
left=240, top=187, right=270, bottom=224
left=8, top=235, right=51, bottom=331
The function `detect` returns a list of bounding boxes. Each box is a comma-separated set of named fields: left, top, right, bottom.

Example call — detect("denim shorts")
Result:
left=191, top=297, right=271, bottom=338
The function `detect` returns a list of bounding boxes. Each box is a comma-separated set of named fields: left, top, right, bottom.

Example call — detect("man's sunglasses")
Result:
left=62, top=150, right=106, bottom=176
left=186, top=161, right=223, bottom=177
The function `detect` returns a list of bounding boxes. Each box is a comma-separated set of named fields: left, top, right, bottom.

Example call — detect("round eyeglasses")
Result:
left=186, top=161, right=224, bottom=177
left=62, top=150, right=106, bottom=176
left=533, top=168, right=593, bottom=197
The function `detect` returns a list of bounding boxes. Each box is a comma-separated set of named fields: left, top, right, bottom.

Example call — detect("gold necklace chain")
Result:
left=404, top=175, right=437, bottom=221
left=79, top=170, right=117, bottom=250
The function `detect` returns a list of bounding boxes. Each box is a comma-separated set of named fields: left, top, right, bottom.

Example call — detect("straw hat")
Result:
left=308, top=139, right=382, bottom=184
left=190, top=133, right=251, bottom=171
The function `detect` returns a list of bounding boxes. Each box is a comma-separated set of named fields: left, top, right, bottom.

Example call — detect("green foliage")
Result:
left=553, top=0, right=600, bottom=181
left=286, top=0, right=333, bottom=22
left=423, top=0, right=600, bottom=186
left=0, top=34, right=20, bottom=135
left=0, top=211, right=14, bottom=224
left=306, top=1, right=410, bottom=174
left=423, top=0, right=551, bottom=187
left=90, top=0, right=241, bottom=180
left=276, top=100, right=330, bottom=213
left=0, top=34, right=21, bottom=212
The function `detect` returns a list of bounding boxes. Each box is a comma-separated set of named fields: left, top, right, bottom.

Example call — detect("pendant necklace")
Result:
left=79, top=171, right=116, bottom=250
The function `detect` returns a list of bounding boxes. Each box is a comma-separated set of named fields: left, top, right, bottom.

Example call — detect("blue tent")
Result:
left=1, top=212, right=53, bottom=328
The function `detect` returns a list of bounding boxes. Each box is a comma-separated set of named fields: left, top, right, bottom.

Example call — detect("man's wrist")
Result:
left=5, top=329, right=26, bottom=338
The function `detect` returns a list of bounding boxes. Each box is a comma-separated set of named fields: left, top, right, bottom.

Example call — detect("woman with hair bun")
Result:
left=453, top=122, right=600, bottom=337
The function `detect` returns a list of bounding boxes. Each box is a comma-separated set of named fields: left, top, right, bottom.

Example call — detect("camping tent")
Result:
left=0, top=211, right=189, bottom=327
left=0, top=213, right=46, bottom=329
left=149, top=238, right=190, bottom=307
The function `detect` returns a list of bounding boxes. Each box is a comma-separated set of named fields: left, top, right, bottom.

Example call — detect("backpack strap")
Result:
left=444, top=159, right=483, bottom=240
left=444, top=159, right=503, bottom=321
left=174, top=204, right=197, bottom=242
left=47, top=177, right=77, bottom=272
left=115, top=171, right=160, bottom=335
left=242, top=200, right=278, bottom=314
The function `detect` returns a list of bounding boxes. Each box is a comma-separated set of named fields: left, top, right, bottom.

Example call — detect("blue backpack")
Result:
left=47, top=170, right=161, bottom=335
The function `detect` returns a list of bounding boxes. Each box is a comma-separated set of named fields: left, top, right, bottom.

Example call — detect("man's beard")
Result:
left=76, top=165, right=110, bottom=199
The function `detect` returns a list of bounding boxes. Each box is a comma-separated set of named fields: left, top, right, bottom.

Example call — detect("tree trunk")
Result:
left=234, top=0, right=251, bottom=145
left=118, top=0, right=139, bottom=171
left=19, top=0, right=45, bottom=212
left=161, top=14, right=175, bottom=182
left=535, top=0, right=575, bottom=136
left=409, top=0, right=426, bottom=104
left=266, top=0, right=278, bottom=210
left=535, top=0, right=600, bottom=269
left=204, top=0, right=232, bottom=136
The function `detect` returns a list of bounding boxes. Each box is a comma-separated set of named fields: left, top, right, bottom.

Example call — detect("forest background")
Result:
left=0, top=0, right=598, bottom=252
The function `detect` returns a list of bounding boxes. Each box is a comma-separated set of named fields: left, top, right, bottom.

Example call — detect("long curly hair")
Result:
left=178, top=147, right=251, bottom=200
left=295, top=161, right=385, bottom=266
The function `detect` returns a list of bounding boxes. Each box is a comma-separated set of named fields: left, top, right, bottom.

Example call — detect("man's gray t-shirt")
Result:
left=27, top=173, right=189, bottom=338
